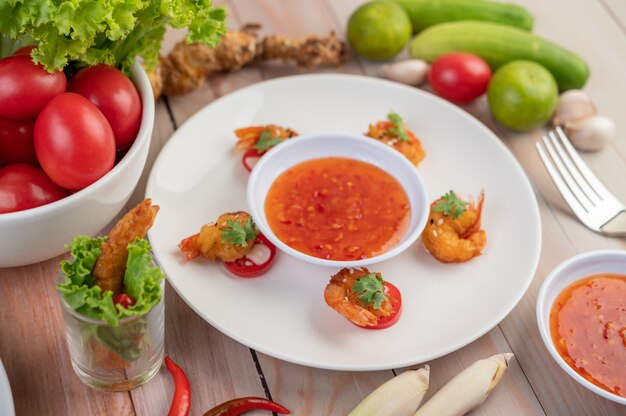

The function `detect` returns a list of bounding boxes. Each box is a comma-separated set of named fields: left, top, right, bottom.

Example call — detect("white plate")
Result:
left=146, top=74, right=541, bottom=371
left=0, top=361, right=15, bottom=416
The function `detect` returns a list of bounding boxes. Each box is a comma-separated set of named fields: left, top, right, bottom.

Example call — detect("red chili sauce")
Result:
left=550, top=274, right=626, bottom=397
left=264, top=157, right=410, bottom=261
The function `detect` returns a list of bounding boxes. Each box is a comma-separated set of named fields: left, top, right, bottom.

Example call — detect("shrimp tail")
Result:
left=178, top=233, right=201, bottom=261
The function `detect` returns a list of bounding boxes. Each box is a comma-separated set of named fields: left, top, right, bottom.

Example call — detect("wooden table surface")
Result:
left=2, top=1, right=626, bottom=415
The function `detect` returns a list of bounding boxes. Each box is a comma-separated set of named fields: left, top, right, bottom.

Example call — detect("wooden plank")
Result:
left=324, top=1, right=546, bottom=414
left=131, top=285, right=268, bottom=416
left=192, top=2, right=396, bottom=414
left=410, top=331, right=544, bottom=416
left=130, top=61, right=268, bottom=416
left=0, top=260, right=134, bottom=416
left=328, top=0, right=626, bottom=414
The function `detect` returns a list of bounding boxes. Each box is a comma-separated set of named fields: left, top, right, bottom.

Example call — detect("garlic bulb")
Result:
left=383, top=60, right=429, bottom=86
left=565, top=115, right=615, bottom=152
left=552, top=89, right=597, bottom=126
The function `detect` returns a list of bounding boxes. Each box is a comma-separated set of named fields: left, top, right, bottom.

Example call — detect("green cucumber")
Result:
left=409, top=21, right=589, bottom=91
left=391, top=0, right=534, bottom=32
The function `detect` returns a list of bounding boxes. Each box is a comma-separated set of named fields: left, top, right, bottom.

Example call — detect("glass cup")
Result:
left=58, top=279, right=165, bottom=391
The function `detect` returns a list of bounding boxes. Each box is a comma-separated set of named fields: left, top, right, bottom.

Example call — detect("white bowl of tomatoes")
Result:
left=0, top=57, right=154, bottom=267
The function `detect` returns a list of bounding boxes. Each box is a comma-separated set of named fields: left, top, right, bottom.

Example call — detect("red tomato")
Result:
left=428, top=53, right=491, bottom=103
left=0, top=163, right=67, bottom=213
left=0, top=55, right=66, bottom=120
left=68, top=65, right=142, bottom=151
left=113, top=293, right=137, bottom=309
left=358, top=281, right=402, bottom=330
left=0, top=117, right=37, bottom=166
left=224, top=233, right=277, bottom=278
left=12, top=45, right=37, bottom=56
left=34, top=93, right=116, bottom=191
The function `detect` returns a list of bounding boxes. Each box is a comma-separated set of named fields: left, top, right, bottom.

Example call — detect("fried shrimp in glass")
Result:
left=234, top=124, right=298, bottom=152
left=324, top=268, right=395, bottom=327
left=365, top=112, right=425, bottom=166
left=178, top=211, right=258, bottom=262
left=93, top=198, right=159, bottom=294
left=422, top=190, right=486, bottom=263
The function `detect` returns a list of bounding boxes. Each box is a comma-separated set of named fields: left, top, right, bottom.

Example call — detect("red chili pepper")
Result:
left=242, top=149, right=262, bottom=172
left=224, top=233, right=277, bottom=278
left=203, top=397, right=290, bottom=416
left=112, top=293, right=136, bottom=309
left=165, top=356, right=191, bottom=416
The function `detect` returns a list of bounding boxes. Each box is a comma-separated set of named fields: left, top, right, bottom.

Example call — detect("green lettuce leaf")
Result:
left=0, top=0, right=227, bottom=73
left=57, top=236, right=163, bottom=326
left=118, top=238, right=164, bottom=319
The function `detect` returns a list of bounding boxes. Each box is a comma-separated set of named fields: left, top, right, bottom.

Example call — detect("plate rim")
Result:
left=0, top=360, right=15, bottom=416
left=147, top=73, right=542, bottom=370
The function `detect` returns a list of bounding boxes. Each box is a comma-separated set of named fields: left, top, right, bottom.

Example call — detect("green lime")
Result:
left=487, top=61, right=558, bottom=131
left=347, top=1, right=412, bottom=61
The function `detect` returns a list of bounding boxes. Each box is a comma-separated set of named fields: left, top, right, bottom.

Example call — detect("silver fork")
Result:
left=535, top=126, right=626, bottom=236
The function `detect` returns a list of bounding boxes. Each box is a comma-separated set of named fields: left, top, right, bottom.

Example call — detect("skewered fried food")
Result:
left=179, top=211, right=258, bottom=262
left=150, top=24, right=346, bottom=97
left=422, top=190, right=486, bottom=263
left=93, top=199, right=159, bottom=294
left=365, top=112, right=426, bottom=166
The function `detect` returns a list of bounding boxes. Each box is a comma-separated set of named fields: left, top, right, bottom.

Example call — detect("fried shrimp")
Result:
left=422, top=190, right=486, bottom=263
left=324, top=268, right=394, bottom=327
left=179, top=211, right=257, bottom=262
left=365, top=113, right=425, bottom=166
left=234, top=125, right=298, bottom=151
left=93, top=198, right=159, bottom=294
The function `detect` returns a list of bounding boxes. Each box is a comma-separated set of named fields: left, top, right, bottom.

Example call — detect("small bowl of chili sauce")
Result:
left=536, top=250, right=626, bottom=405
left=246, top=133, right=429, bottom=268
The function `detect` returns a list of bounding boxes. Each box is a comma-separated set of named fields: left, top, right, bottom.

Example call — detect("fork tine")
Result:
left=541, top=134, right=594, bottom=212
left=536, top=141, right=591, bottom=222
left=547, top=130, right=599, bottom=205
left=554, top=126, right=613, bottom=200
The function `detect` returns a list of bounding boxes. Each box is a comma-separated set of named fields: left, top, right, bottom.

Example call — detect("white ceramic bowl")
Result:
left=247, top=133, right=429, bottom=267
left=536, top=250, right=626, bottom=405
left=0, top=61, right=154, bottom=267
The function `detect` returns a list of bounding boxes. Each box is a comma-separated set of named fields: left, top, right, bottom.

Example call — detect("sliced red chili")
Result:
left=112, top=293, right=136, bottom=309
left=224, top=233, right=277, bottom=278
left=165, top=356, right=191, bottom=416
left=242, top=149, right=262, bottom=172
left=357, top=281, right=402, bottom=330
left=203, top=397, right=290, bottom=416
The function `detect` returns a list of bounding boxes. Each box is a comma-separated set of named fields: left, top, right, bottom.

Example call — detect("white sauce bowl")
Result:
left=536, top=250, right=626, bottom=405
left=247, top=133, right=429, bottom=268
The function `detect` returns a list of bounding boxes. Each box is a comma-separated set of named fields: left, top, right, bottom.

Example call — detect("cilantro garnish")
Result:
left=352, top=273, right=388, bottom=310
left=432, top=191, right=469, bottom=219
left=220, top=218, right=259, bottom=247
left=253, top=130, right=284, bottom=153
left=387, top=112, right=410, bottom=142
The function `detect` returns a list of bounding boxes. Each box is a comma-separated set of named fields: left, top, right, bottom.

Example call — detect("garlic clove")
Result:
left=552, top=89, right=597, bottom=126
left=383, top=59, right=429, bottom=86
left=565, top=115, right=615, bottom=152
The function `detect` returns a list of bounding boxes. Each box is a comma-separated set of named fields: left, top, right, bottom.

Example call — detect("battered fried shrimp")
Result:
left=234, top=125, right=298, bottom=151
left=324, top=268, right=394, bottom=327
left=179, top=211, right=257, bottom=262
left=422, top=190, right=486, bottom=263
left=93, top=199, right=159, bottom=294
left=365, top=112, right=426, bottom=166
